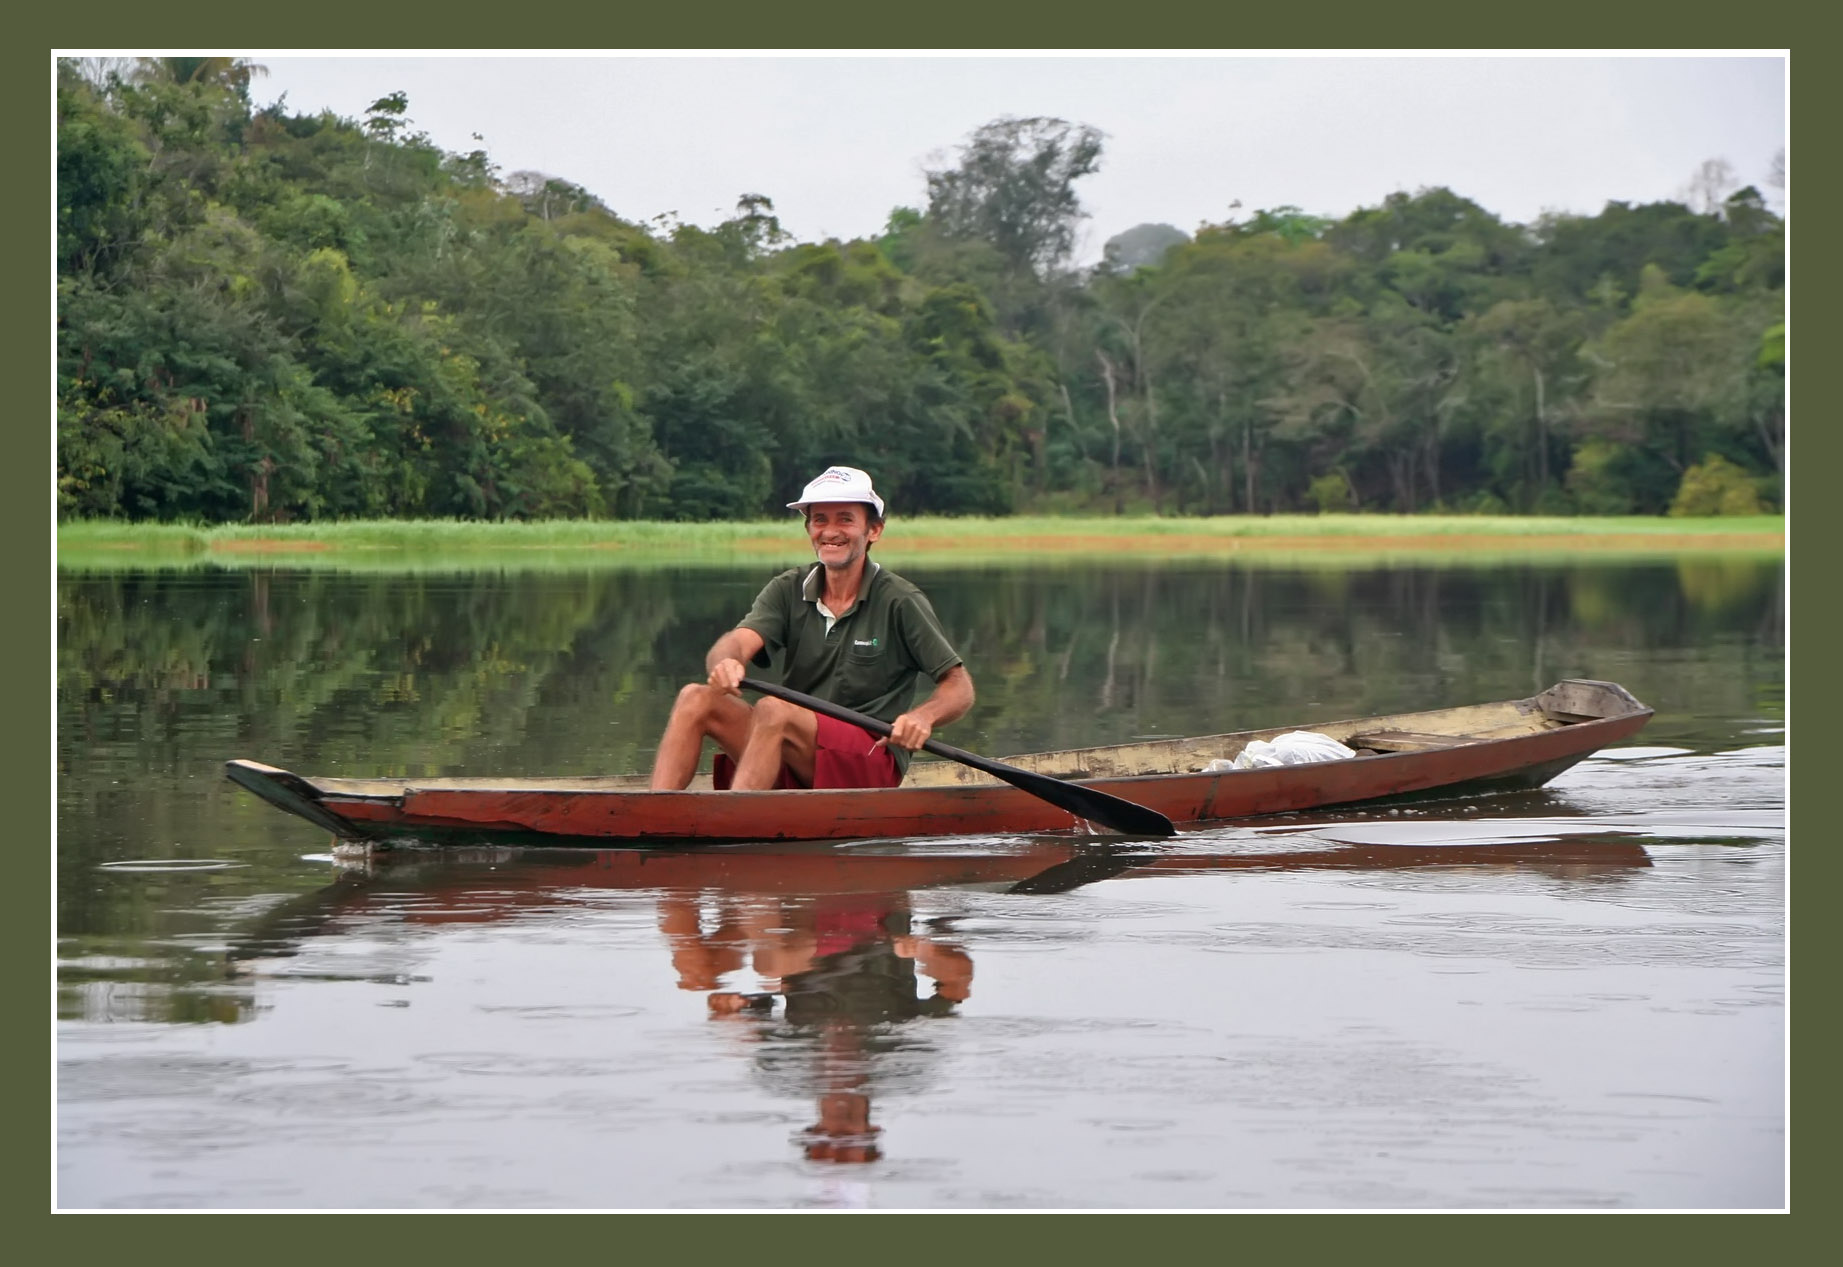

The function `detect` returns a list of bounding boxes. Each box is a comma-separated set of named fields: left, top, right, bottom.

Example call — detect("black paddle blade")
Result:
left=948, top=750, right=1176, bottom=837
left=739, top=676, right=1178, bottom=838
left=1007, top=849, right=1157, bottom=895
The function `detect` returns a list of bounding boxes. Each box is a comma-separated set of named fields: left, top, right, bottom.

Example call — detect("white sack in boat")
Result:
left=1204, top=731, right=1357, bottom=772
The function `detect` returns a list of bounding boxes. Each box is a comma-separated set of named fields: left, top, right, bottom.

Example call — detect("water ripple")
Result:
left=413, top=1051, right=664, bottom=1078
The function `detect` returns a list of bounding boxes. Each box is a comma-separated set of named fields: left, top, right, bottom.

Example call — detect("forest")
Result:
left=56, top=58, right=1786, bottom=524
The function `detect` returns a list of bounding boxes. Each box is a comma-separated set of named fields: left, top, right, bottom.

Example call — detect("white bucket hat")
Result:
left=786, top=465, right=886, bottom=518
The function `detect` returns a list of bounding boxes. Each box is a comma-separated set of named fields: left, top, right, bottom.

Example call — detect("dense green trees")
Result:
left=56, top=65, right=1784, bottom=523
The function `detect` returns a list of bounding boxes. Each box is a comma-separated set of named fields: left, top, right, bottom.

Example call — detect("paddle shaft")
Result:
left=738, top=676, right=1176, bottom=837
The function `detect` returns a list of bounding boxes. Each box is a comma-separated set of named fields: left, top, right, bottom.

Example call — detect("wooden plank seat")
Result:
left=1346, top=730, right=1482, bottom=753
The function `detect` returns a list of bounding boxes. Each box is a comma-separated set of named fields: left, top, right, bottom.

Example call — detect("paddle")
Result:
left=740, top=676, right=1176, bottom=837
left=1006, top=847, right=1158, bottom=895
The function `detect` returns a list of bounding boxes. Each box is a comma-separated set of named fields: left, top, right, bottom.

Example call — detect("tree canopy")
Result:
left=56, top=62, right=1784, bottom=523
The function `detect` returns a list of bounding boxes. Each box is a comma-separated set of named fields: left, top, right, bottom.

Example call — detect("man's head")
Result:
left=801, top=502, right=881, bottom=569
left=800, top=1092, right=883, bottom=1164
left=789, top=467, right=886, bottom=568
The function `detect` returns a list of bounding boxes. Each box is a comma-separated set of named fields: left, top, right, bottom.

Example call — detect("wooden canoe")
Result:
left=225, top=678, right=1652, bottom=848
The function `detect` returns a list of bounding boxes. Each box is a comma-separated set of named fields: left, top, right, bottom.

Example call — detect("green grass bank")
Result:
left=56, top=514, right=1786, bottom=573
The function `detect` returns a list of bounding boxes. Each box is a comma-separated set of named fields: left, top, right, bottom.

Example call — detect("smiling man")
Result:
left=649, top=466, right=976, bottom=791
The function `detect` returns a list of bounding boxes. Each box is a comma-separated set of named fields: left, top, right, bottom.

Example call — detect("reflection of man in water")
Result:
left=657, top=891, right=971, bottom=1164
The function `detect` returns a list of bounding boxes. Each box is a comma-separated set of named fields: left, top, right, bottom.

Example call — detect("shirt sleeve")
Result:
left=737, top=570, right=796, bottom=660
left=893, top=590, right=963, bottom=681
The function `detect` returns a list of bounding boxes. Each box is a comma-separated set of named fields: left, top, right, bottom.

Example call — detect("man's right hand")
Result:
left=707, top=656, right=747, bottom=694
left=703, top=628, right=766, bottom=695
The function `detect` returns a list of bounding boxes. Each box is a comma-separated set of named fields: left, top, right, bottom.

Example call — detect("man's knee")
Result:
left=673, top=681, right=724, bottom=717
left=670, top=682, right=754, bottom=747
left=748, top=696, right=802, bottom=733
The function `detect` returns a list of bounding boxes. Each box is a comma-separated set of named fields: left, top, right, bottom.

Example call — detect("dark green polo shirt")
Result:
left=738, top=561, right=962, bottom=773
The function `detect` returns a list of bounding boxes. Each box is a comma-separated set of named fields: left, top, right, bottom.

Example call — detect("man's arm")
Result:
left=706, top=627, right=768, bottom=694
left=883, top=664, right=974, bottom=752
left=893, top=933, right=973, bottom=1002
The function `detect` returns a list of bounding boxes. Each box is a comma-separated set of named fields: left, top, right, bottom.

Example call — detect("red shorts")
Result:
left=712, top=712, right=902, bottom=790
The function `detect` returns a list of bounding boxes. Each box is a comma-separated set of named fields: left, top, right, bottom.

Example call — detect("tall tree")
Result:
left=133, top=56, right=269, bottom=98
left=919, top=116, right=1104, bottom=338
left=1581, top=266, right=1759, bottom=510
left=1462, top=298, right=1588, bottom=506
left=923, top=116, right=1104, bottom=279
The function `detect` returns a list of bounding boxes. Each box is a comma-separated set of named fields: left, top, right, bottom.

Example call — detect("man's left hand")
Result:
left=877, top=711, right=933, bottom=752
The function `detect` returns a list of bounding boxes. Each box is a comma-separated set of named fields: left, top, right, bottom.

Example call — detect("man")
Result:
left=649, top=465, right=976, bottom=791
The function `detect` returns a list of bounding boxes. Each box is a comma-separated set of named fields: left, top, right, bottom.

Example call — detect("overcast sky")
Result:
left=239, top=52, right=1786, bottom=265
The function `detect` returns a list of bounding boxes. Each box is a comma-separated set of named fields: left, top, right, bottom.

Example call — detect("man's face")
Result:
left=806, top=502, right=883, bottom=570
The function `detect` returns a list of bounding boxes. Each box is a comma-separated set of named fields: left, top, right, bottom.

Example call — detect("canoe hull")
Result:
left=226, top=679, right=1653, bottom=848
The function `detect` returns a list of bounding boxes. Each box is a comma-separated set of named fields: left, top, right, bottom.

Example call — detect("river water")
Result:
left=55, top=555, right=1785, bottom=1209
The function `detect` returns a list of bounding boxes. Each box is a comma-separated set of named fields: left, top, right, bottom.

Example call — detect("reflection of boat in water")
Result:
left=226, top=829, right=1652, bottom=1169
left=225, top=680, right=1652, bottom=846
left=229, top=828, right=1653, bottom=962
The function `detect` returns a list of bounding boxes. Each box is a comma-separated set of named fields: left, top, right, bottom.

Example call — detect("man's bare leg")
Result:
left=730, top=696, right=819, bottom=789
left=649, top=684, right=755, bottom=789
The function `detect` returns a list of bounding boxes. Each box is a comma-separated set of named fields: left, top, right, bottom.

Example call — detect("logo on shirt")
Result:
left=853, top=637, right=879, bottom=649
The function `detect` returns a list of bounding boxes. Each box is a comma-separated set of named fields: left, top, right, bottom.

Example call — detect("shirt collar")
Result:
left=801, top=559, right=879, bottom=606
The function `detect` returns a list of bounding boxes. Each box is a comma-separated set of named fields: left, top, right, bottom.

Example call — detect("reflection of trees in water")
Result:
left=923, top=560, right=1782, bottom=752
left=58, top=964, right=256, bottom=1025
left=58, top=569, right=687, bottom=774
left=58, top=561, right=1782, bottom=784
